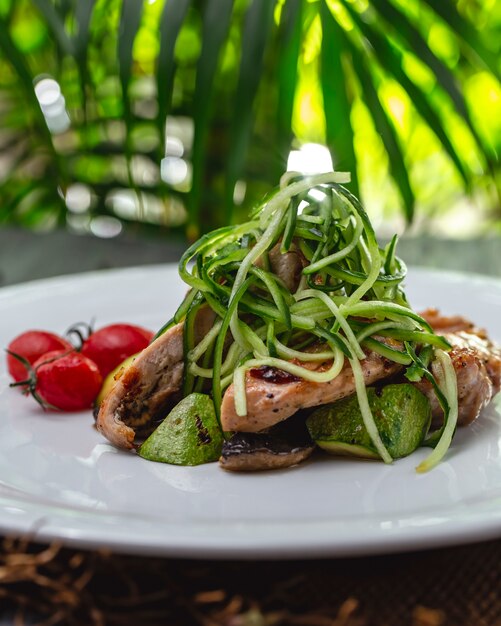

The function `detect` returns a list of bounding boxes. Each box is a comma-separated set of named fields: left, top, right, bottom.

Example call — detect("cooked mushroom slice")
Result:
left=268, top=241, right=307, bottom=293
left=219, top=432, right=315, bottom=472
left=220, top=415, right=315, bottom=472
left=254, top=241, right=307, bottom=293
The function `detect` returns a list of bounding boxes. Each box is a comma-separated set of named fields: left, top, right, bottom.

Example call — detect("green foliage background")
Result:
left=0, top=0, right=499, bottom=239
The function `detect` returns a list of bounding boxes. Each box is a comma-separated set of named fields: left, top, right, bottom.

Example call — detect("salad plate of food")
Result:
left=0, top=172, right=500, bottom=559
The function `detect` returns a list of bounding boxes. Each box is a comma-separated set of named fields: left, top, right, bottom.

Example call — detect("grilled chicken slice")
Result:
left=220, top=343, right=402, bottom=433
left=96, top=308, right=215, bottom=449
left=418, top=308, right=501, bottom=426
left=415, top=329, right=501, bottom=427
left=221, top=309, right=501, bottom=434
left=420, top=308, right=489, bottom=338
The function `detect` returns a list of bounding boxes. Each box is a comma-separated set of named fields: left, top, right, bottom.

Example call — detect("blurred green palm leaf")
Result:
left=0, top=0, right=499, bottom=236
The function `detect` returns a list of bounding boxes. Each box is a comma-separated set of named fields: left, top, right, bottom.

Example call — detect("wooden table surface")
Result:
left=1, top=228, right=500, bottom=626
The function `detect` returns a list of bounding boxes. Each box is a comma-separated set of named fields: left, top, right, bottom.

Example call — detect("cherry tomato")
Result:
left=7, top=331, right=73, bottom=382
left=81, top=323, right=153, bottom=377
left=31, top=350, right=103, bottom=411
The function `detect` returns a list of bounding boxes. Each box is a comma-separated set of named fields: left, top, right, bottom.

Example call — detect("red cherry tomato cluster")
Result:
left=7, top=331, right=73, bottom=383
left=6, top=323, right=153, bottom=412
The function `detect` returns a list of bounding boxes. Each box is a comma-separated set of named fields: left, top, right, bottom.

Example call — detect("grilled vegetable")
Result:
left=139, top=393, right=223, bottom=466
left=306, top=384, right=431, bottom=460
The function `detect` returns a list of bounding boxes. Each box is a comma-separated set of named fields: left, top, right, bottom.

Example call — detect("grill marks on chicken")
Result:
left=96, top=308, right=215, bottom=450
left=96, top=323, right=183, bottom=449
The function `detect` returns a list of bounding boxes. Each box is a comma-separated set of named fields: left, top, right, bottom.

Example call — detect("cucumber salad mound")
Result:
left=96, top=172, right=501, bottom=473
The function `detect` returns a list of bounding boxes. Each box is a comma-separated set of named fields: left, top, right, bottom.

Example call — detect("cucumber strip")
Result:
left=295, top=290, right=365, bottom=360
left=303, top=214, right=364, bottom=274
left=290, top=300, right=333, bottom=316
left=416, top=350, right=458, bottom=473
left=249, top=266, right=292, bottom=329
left=294, top=227, right=324, bottom=242
left=297, top=214, right=325, bottom=225
left=203, top=290, right=227, bottom=316
left=193, top=341, right=215, bottom=393
left=343, top=342, right=393, bottom=464
left=182, top=292, right=205, bottom=397
left=267, top=322, right=278, bottom=358
left=343, top=301, right=433, bottom=332
left=205, top=247, right=248, bottom=274
left=240, top=322, right=268, bottom=357
left=281, top=196, right=299, bottom=253
left=322, top=261, right=406, bottom=287
left=233, top=365, right=248, bottom=417
left=384, top=234, right=399, bottom=275
left=355, top=320, right=414, bottom=342
left=188, top=363, right=215, bottom=378
left=237, top=350, right=345, bottom=385
left=361, top=337, right=412, bottom=365
left=379, top=329, right=451, bottom=350
left=212, top=277, right=255, bottom=420
left=188, top=320, right=222, bottom=363
left=313, top=325, right=353, bottom=358
left=274, top=337, right=335, bottom=362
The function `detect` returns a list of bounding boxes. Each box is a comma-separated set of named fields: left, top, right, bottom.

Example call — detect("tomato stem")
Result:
left=65, top=320, right=95, bottom=350
left=6, top=348, right=67, bottom=411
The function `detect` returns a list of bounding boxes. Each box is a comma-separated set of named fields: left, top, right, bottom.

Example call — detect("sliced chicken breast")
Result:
left=417, top=308, right=501, bottom=425
left=415, top=330, right=501, bottom=427
left=220, top=345, right=402, bottom=433
left=96, top=308, right=215, bottom=449
left=221, top=310, right=501, bottom=433
left=420, top=308, right=489, bottom=338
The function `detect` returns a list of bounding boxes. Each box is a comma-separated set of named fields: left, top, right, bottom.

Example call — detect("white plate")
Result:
left=0, top=265, right=500, bottom=559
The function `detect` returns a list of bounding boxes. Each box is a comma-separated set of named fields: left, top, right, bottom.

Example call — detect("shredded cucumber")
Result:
left=163, top=172, right=458, bottom=471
